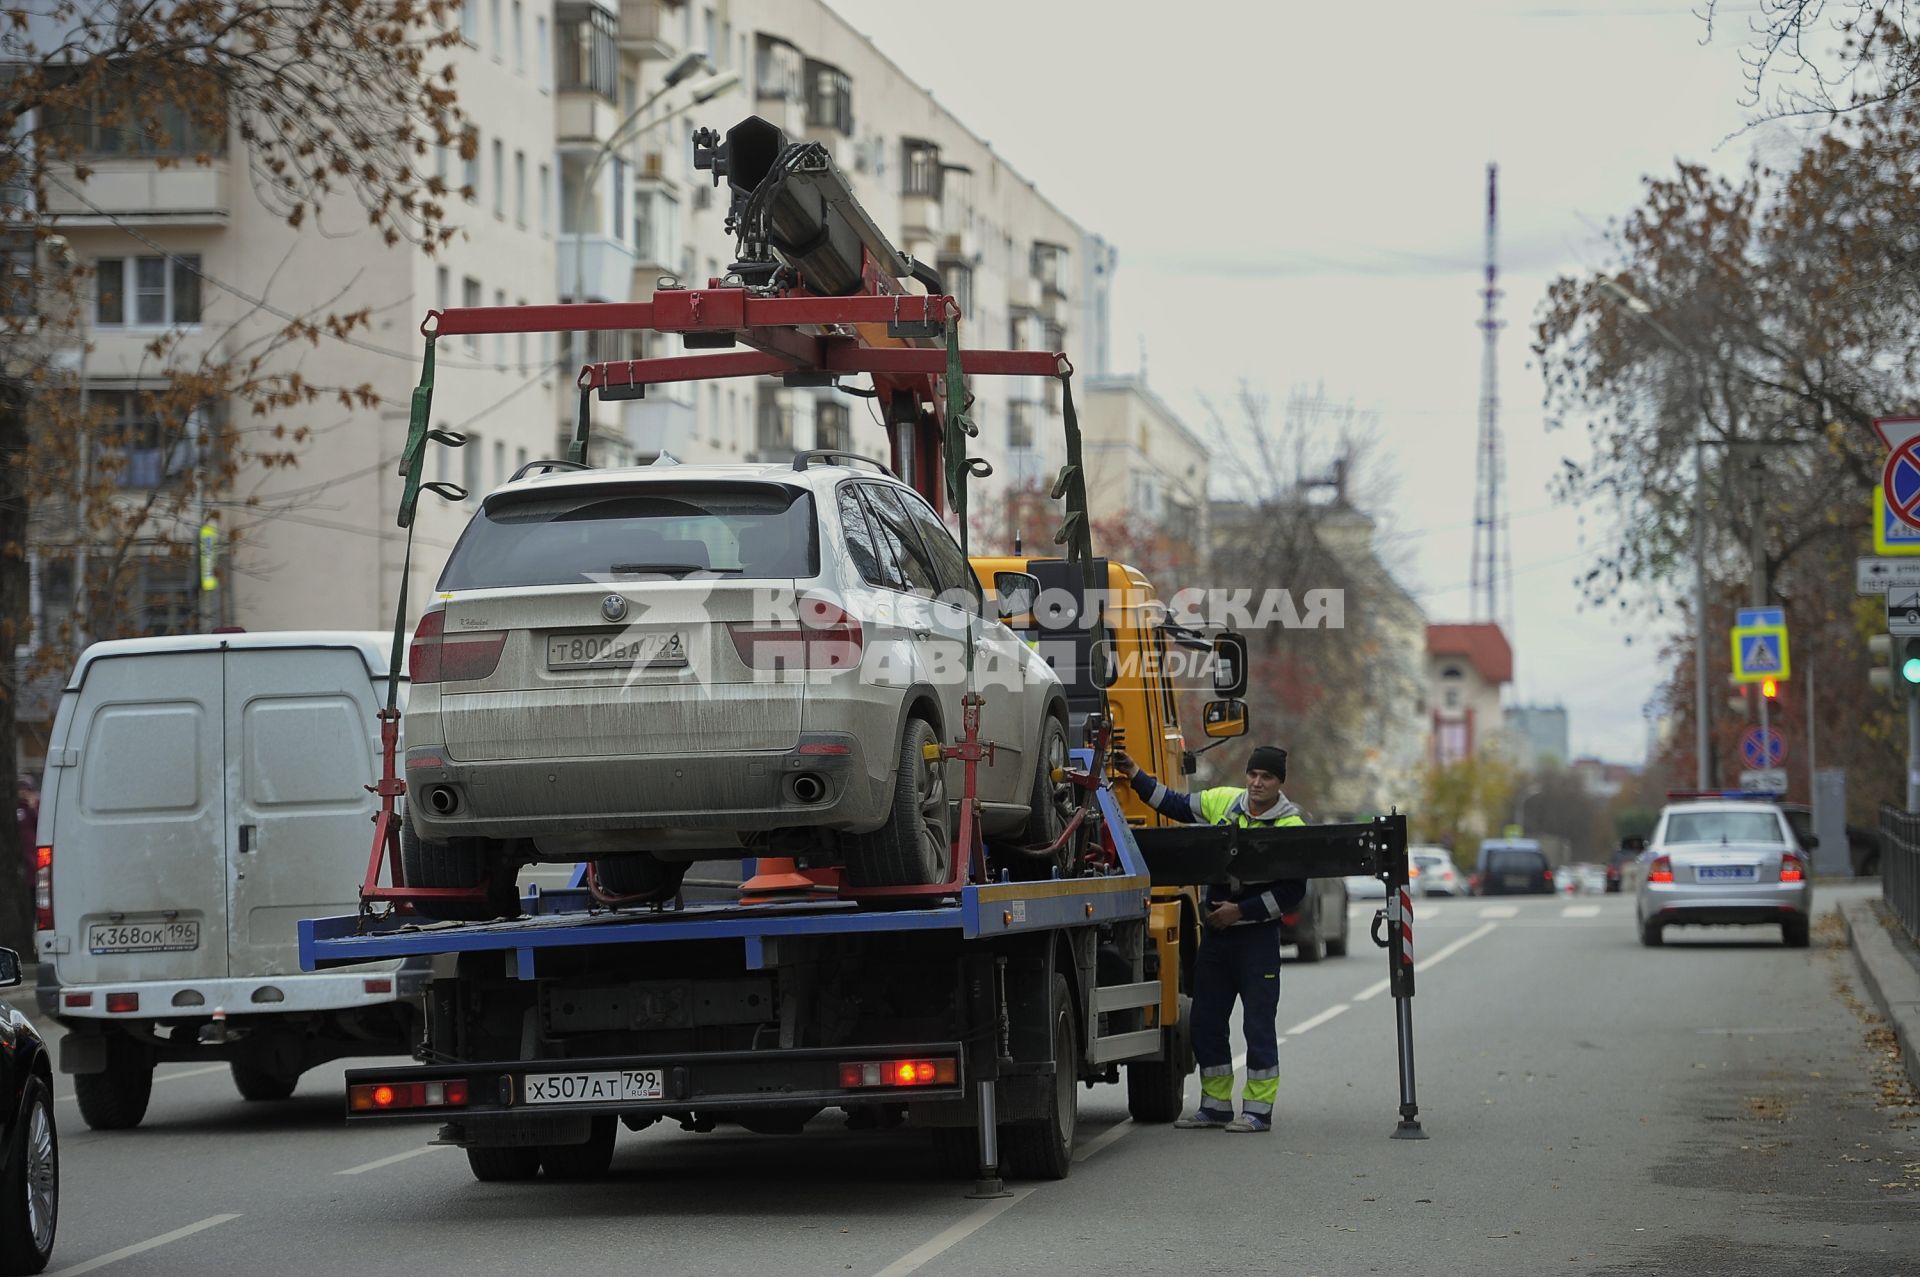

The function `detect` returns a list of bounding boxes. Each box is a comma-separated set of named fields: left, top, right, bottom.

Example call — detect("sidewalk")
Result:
left=1840, top=896, right=1920, bottom=1092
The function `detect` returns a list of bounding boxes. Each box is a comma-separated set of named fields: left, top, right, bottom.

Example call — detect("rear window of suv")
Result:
left=439, top=483, right=819, bottom=589
left=1662, top=811, right=1784, bottom=845
left=1487, top=850, right=1546, bottom=875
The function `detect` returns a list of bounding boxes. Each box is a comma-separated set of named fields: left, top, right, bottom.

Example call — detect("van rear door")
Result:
left=53, top=650, right=229, bottom=984
left=225, top=646, right=385, bottom=978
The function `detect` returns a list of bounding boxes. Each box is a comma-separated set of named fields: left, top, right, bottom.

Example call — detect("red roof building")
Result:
left=1427, top=623, right=1512, bottom=766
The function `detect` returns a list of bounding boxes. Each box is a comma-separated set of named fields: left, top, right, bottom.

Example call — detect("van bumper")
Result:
left=39, top=962, right=428, bottom=1020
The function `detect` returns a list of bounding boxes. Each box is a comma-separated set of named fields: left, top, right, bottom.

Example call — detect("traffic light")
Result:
left=1761, top=677, right=1779, bottom=701
left=1873, top=634, right=1895, bottom=692
left=1871, top=634, right=1920, bottom=692
left=1904, top=637, right=1920, bottom=686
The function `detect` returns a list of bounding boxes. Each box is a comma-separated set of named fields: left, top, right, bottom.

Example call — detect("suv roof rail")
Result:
left=510, top=458, right=591, bottom=483
left=790, top=450, right=893, bottom=476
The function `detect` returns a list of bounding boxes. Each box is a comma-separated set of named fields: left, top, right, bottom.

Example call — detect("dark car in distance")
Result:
left=1778, top=803, right=1880, bottom=877
left=1472, top=840, right=1556, bottom=896
left=1606, top=836, right=1647, bottom=893
left=0, top=946, right=57, bottom=1274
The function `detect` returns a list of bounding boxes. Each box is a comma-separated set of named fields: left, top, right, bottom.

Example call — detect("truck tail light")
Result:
left=349, top=1078, right=471, bottom=1112
left=408, top=609, right=505, bottom=684
left=730, top=615, right=864, bottom=670
left=1648, top=855, right=1674, bottom=884
left=838, top=1057, right=958, bottom=1089
left=1779, top=851, right=1805, bottom=883
left=33, top=845, right=52, bottom=931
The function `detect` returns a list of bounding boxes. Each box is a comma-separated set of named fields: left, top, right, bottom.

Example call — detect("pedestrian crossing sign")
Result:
left=1730, top=624, right=1790, bottom=683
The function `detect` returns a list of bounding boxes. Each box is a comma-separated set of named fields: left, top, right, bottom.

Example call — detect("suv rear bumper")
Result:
left=407, top=734, right=891, bottom=849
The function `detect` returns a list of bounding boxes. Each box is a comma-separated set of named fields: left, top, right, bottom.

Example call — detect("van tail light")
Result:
left=1779, top=851, right=1805, bottom=883
left=408, top=609, right=505, bottom=684
left=730, top=598, right=863, bottom=671
left=837, top=1057, right=958, bottom=1089
left=1648, top=855, right=1674, bottom=884
left=33, top=845, right=52, bottom=931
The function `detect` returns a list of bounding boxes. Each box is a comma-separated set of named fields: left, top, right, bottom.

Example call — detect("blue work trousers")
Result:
left=1191, top=923, right=1282, bottom=1116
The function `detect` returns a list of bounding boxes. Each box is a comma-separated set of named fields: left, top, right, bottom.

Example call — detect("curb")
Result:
left=1839, top=898, right=1920, bottom=1094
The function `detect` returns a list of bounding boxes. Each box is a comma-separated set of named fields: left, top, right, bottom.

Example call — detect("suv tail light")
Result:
left=1779, top=851, right=1805, bottom=883
left=729, top=598, right=863, bottom=671
left=408, top=609, right=505, bottom=684
left=33, top=844, right=52, bottom=931
left=1648, top=855, right=1674, bottom=884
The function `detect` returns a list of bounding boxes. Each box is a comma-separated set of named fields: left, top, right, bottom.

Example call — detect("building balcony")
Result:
left=900, top=191, right=941, bottom=242
left=1005, top=274, right=1040, bottom=314
left=560, top=234, right=641, bottom=303
left=618, top=0, right=676, bottom=58
left=555, top=94, right=621, bottom=146
left=937, top=227, right=977, bottom=263
left=42, top=159, right=229, bottom=228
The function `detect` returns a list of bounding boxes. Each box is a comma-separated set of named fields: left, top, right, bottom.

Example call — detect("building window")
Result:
left=536, top=15, right=550, bottom=90
left=2, top=237, right=32, bottom=321
left=44, top=65, right=228, bottom=157
left=97, top=551, right=199, bottom=636
left=754, top=35, right=804, bottom=101
left=816, top=400, right=850, bottom=453
left=462, top=127, right=480, bottom=201
left=462, top=276, right=482, bottom=353
left=460, top=0, right=479, bottom=45
left=511, top=0, right=524, bottom=71
left=901, top=138, right=941, bottom=199
left=804, top=60, right=853, bottom=134
left=492, top=139, right=504, bottom=217
left=464, top=429, right=483, bottom=501
left=1008, top=399, right=1035, bottom=450
left=1031, top=241, right=1068, bottom=296
left=610, top=156, right=628, bottom=244
left=514, top=150, right=527, bottom=225
left=493, top=288, right=506, bottom=364
left=94, top=255, right=201, bottom=327
left=488, top=0, right=501, bottom=55
left=556, top=4, right=618, bottom=100
left=91, top=389, right=204, bottom=489
left=633, top=185, right=678, bottom=265
left=436, top=266, right=449, bottom=311
left=940, top=259, right=972, bottom=318
left=538, top=162, right=551, bottom=231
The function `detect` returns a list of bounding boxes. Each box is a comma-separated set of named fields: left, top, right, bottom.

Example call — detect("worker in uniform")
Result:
left=1110, top=744, right=1304, bottom=1133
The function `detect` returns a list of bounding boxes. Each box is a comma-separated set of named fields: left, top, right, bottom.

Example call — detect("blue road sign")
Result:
left=1741, top=727, right=1785, bottom=769
left=1736, top=606, right=1784, bottom=629
left=1731, top=627, right=1787, bottom=680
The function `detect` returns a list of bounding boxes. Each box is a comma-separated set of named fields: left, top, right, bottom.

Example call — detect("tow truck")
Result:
left=300, top=116, right=1425, bottom=1190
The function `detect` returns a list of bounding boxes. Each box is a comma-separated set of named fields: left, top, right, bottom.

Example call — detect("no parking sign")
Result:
left=1875, top=417, right=1920, bottom=531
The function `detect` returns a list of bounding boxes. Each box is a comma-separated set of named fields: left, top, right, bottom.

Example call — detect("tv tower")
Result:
left=1469, top=163, right=1509, bottom=629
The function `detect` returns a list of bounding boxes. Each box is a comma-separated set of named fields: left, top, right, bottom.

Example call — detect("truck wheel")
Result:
left=465, top=1144, right=541, bottom=1182
left=844, top=717, right=950, bottom=888
left=1003, top=976, right=1076, bottom=1180
left=1015, top=715, right=1074, bottom=861
left=72, top=1036, right=152, bottom=1132
left=401, top=817, right=520, bottom=922
left=230, top=1062, right=298, bottom=1102
left=591, top=853, right=688, bottom=903
left=539, top=1117, right=617, bottom=1180
left=0, top=1074, right=56, bottom=1276
left=1126, top=994, right=1193, bottom=1124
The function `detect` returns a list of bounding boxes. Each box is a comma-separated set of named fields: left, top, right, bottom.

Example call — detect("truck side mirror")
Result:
left=1212, top=631, right=1249, bottom=699
left=1088, top=636, right=1118, bottom=690
left=991, top=570, right=1040, bottom=623
left=1202, top=698, right=1247, bottom=739
left=0, top=947, right=19, bottom=989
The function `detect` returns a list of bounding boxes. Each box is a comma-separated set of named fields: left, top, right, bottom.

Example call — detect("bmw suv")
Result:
left=401, top=457, right=1071, bottom=915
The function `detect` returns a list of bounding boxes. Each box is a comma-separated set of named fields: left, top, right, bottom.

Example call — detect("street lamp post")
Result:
left=568, top=59, right=736, bottom=303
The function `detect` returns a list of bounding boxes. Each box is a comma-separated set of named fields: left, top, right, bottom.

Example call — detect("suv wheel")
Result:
left=845, top=717, right=951, bottom=888
left=1013, top=715, right=1075, bottom=875
left=400, top=815, right=522, bottom=922
left=591, top=853, right=689, bottom=903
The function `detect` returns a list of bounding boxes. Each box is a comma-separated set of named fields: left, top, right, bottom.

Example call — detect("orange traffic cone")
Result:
left=739, top=856, right=815, bottom=903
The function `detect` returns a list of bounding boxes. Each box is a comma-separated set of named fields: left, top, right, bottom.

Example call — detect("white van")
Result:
left=32, top=631, right=422, bottom=1129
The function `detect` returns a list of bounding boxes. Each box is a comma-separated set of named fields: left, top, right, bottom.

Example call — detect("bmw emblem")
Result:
left=600, top=594, right=628, bottom=622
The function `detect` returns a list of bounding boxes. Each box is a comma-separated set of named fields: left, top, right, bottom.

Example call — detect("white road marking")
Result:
left=56, top=1062, right=229, bottom=1105
left=335, top=1143, right=450, bottom=1175
left=1477, top=905, right=1519, bottom=919
left=1353, top=921, right=1500, bottom=1002
left=47, top=1213, right=241, bottom=1277
left=870, top=1187, right=1039, bottom=1277
left=1283, top=1003, right=1351, bottom=1035
left=1561, top=905, right=1601, bottom=918
left=1072, top=1119, right=1135, bottom=1163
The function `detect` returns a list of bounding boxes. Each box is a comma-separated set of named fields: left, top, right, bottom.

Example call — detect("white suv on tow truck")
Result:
left=401, top=455, right=1073, bottom=916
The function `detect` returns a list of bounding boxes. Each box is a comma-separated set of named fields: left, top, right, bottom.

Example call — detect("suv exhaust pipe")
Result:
left=789, top=773, right=826, bottom=804
left=425, top=785, right=461, bottom=816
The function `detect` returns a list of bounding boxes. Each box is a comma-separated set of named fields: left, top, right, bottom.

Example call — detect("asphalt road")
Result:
left=9, top=885, right=1918, bottom=1277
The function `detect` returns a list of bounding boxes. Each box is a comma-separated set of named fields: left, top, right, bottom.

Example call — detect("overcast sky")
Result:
left=825, top=0, right=1817, bottom=763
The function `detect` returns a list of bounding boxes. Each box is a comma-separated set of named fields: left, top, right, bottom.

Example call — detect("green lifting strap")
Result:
left=1055, top=371, right=1099, bottom=603
left=942, top=315, right=972, bottom=548
left=397, top=337, right=436, bottom=533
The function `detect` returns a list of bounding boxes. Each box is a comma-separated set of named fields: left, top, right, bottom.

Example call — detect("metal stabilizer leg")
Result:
left=967, top=1079, right=1012, bottom=1198
left=1390, top=993, right=1426, bottom=1140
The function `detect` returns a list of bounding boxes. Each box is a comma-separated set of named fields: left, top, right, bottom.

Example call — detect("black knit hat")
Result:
left=1245, top=746, right=1288, bottom=783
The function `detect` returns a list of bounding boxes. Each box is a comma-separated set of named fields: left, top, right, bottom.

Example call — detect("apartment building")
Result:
left=20, top=0, right=1108, bottom=662
left=1078, top=374, right=1210, bottom=579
